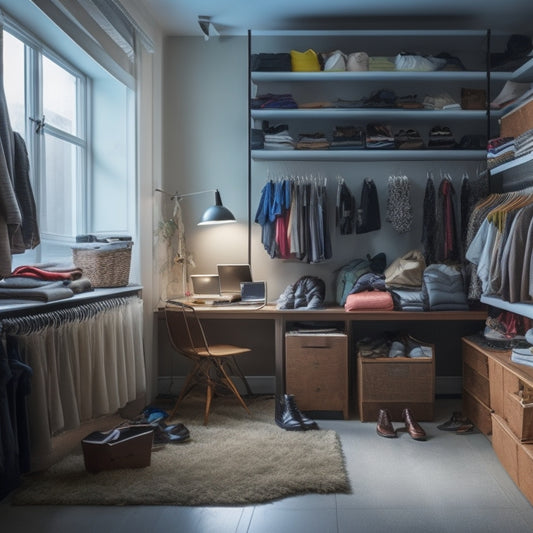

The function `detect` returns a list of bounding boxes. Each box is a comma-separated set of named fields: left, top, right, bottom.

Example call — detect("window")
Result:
left=3, top=27, right=86, bottom=264
left=3, top=19, right=135, bottom=269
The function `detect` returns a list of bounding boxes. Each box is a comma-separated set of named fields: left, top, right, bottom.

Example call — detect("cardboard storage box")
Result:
left=82, top=426, right=153, bottom=473
left=357, top=340, right=435, bottom=422
left=500, top=97, right=533, bottom=138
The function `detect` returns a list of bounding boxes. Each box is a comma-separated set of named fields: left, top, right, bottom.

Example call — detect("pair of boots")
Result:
left=275, top=394, right=319, bottom=431
left=376, top=407, right=426, bottom=441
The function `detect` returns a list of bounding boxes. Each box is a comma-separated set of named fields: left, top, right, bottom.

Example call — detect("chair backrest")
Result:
left=165, top=301, right=210, bottom=358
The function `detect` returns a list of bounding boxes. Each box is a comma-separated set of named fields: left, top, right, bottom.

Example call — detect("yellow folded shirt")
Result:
left=290, top=49, right=321, bottom=72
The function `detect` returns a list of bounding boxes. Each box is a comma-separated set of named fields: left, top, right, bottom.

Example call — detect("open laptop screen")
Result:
left=217, top=264, right=252, bottom=294
left=190, top=274, right=220, bottom=296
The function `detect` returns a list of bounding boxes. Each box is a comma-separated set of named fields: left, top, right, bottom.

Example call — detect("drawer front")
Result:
left=506, top=390, right=533, bottom=442
left=462, top=342, right=489, bottom=379
left=358, top=359, right=434, bottom=403
left=491, top=414, right=519, bottom=486
left=462, top=389, right=492, bottom=435
left=285, top=335, right=348, bottom=412
left=463, top=364, right=490, bottom=405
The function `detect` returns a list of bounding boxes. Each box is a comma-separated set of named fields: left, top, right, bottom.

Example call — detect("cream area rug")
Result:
left=12, top=394, right=351, bottom=506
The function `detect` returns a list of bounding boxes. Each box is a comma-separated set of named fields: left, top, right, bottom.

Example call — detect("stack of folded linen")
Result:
left=251, top=93, right=298, bottom=109
left=487, top=136, right=515, bottom=168
left=330, top=126, right=365, bottom=150
left=263, top=124, right=295, bottom=150
left=366, top=124, right=395, bottom=149
left=514, top=128, right=533, bottom=158
left=295, top=132, right=329, bottom=150
left=427, top=125, right=457, bottom=149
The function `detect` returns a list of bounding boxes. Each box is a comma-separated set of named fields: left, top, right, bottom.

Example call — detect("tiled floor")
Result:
left=2, top=398, right=533, bottom=533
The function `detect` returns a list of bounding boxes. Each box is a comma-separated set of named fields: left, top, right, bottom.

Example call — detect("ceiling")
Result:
left=128, top=0, right=533, bottom=37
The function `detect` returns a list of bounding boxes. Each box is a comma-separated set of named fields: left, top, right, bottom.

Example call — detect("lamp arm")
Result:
left=155, top=188, right=218, bottom=201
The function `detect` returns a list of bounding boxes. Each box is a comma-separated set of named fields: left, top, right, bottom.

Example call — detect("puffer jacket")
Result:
left=421, top=263, right=468, bottom=311
left=276, top=275, right=326, bottom=309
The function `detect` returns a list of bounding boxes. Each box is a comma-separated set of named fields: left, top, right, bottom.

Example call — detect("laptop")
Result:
left=239, top=281, right=267, bottom=305
left=216, top=264, right=253, bottom=302
left=189, top=274, right=221, bottom=303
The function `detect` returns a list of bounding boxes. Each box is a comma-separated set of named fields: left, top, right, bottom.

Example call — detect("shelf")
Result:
left=252, top=109, right=492, bottom=121
left=481, top=295, right=533, bottom=320
left=252, top=149, right=486, bottom=162
left=251, top=71, right=504, bottom=83
left=511, top=56, right=533, bottom=83
left=490, top=152, right=533, bottom=175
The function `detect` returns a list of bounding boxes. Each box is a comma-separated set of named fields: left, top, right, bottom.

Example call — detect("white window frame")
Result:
left=5, top=20, right=89, bottom=264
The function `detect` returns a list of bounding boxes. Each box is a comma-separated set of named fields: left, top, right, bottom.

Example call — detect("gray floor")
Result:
left=2, top=398, right=533, bottom=533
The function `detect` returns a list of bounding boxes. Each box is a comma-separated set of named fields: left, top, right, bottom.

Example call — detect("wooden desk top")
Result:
left=162, top=302, right=488, bottom=322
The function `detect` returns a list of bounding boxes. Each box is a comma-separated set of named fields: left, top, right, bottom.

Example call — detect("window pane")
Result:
left=43, top=55, right=78, bottom=134
left=41, top=134, right=79, bottom=237
left=3, top=31, right=26, bottom=134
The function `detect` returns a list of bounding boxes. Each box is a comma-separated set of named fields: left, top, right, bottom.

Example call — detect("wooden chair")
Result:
left=164, top=300, right=253, bottom=425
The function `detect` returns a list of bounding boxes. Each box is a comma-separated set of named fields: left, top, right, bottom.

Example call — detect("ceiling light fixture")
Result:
left=198, top=15, right=219, bottom=41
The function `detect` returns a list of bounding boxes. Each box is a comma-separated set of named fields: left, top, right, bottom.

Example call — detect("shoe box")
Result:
left=357, top=338, right=435, bottom=422
left=81, top=426, right=153, bottom=473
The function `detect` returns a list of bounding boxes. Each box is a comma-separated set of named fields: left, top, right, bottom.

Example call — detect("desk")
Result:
left=186, top=304, right=488, bottom=397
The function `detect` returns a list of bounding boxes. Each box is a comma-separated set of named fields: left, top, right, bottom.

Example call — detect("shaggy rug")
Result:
left=12, top=394, right=351, bottom=506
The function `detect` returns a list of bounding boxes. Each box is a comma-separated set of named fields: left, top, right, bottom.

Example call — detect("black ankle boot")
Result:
left=275, top=394, right=319, bottom=431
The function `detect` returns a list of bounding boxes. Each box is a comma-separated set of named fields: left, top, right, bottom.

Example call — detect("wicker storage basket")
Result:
left=72, top=242, right=132, bottom=287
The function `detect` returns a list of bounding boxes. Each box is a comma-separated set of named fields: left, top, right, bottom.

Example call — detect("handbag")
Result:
left=384, top=250, right=426, bottom=289
left=344, top=290, right=394, bottom=311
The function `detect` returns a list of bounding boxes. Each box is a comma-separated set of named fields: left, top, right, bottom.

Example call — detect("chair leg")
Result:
left=229, top=356, right=254, bottom=397
left=204, top=379, right=214, bottom=425
left=169, top=360, right=208, bottom=420
left=216, top=360, right=251, bottom=415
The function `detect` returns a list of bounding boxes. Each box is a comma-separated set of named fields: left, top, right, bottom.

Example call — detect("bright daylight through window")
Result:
left=3, top=27, right=86, bottom=265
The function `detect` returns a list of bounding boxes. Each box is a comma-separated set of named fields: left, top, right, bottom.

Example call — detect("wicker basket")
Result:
left=72, top=242, right=132, bottom=288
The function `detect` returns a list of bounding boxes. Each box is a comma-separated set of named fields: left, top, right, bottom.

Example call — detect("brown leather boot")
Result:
left=402, top=408, right=426, bottom=440
left=376, top=408, right=397, bottom=438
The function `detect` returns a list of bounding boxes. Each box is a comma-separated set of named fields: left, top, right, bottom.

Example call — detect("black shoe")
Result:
left=275, top=394, right=319, bottom=431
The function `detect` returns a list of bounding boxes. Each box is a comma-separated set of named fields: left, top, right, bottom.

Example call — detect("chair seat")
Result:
left=198, top=345, right=252, bottom=357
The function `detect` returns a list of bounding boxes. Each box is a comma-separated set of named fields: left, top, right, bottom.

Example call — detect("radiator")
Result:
left=1, top=295, right=145, bottom=459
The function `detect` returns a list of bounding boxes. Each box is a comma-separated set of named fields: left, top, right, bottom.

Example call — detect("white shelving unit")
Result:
left=249, top=29, right=506, bottom=163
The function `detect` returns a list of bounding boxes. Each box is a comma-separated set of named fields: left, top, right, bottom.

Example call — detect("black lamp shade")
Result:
left=197, top=190, right=236, bottom=225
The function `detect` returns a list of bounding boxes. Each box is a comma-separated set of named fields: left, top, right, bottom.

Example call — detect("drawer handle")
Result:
left=301, top=345, right=330, bottom=349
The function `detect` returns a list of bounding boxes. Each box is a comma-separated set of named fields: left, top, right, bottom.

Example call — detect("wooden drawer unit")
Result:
left=285, top=332, right=349, bottom=419
left=462, top=389, right=492, bottom=435
left=357, top=346, right=435, bottom=422
left=462, top=338, right=492, bottom=434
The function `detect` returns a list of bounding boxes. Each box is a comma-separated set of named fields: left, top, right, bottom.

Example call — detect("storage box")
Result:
left=81, top=426, right=153, bottom=473
left=285, top=332, right=349, bottom=419
left=357, top=340, right=435, bottom=422
left=72, top=242, right=132, bottom=287
left=500, top=97, right=533, bottom=138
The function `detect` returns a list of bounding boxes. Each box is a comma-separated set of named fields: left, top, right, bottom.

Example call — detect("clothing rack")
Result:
left=0, top=294, right=146, bottom=489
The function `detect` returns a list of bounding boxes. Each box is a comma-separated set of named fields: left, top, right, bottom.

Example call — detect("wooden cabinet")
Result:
left=285, top=332, right=349, bottom=419
left=462, top=336, right=533, bottom=506
left=462, top=337, right=492, bottom=435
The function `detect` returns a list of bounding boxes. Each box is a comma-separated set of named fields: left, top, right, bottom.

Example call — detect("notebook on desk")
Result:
left=216, top=264, right=253, bottom=302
